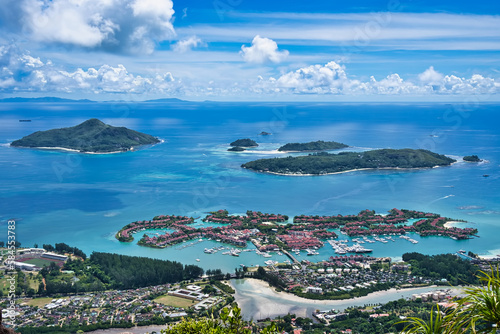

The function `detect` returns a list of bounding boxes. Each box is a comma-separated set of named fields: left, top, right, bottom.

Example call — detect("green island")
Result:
left=230, top=138, right=258, bottom=147
left=277, top=140, right=348, bottom=152
left=463, top=155, right=482, bottom=162
left=241, top=148, right=456, bottom=175
left=10, top=118, right=160, bottom=153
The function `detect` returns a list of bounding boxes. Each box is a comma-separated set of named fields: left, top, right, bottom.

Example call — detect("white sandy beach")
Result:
left=34, top=146, right=128, bottom=154
left=242, top=166, right=439, bottom=177
left=443, top=221, right=466, bottom=228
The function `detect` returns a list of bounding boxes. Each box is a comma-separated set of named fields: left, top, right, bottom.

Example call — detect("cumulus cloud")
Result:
left=0, top=45, right=177, bottom=94
left=419, top=66, right=444, bottom=86
left=255, top=61, right=499, bottom=96
left=172, top=36, right=204, bottom=53
left=274, top=61, right=348, bottom=93
left=0, top=45, right=498, bottom=98
left=0, top=0, right=175, bottom=54
left=240, top=35, right=289, bottom=64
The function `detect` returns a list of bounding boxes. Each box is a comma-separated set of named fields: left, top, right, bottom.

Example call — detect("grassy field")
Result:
left=26, top=297, right=62, bottom=308
left=22, top=258, right=55, bottom=267
left=0, top=276, right=13, bottom=295
left=154, top=294, right=195, bottom=308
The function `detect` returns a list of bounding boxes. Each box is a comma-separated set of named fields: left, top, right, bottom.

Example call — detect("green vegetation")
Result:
left=402, top=252, right=479, bottom=285
left=22, top=258, right=55, bottom=267
left=400, top=267, right=500, bottom=333
left=463, top=155, right=482, bottom=162
left=160, top=305, right=280, bottom=334
left=29, top=246, right=204, bottom=296
left=399, top=304, right=448, bottom=334
left=326, top=299, right=436, bottom=333
left=228, top=146, right=246, bottom=152
left=230, top=138, right=258, bottom=147
left=10, top=118, right=160, bottom=153
left=155, top=294, right=196, bottom=308
left=43, top=243, right=87, bottom=259
left=242, top=149, right=456, bottom=175
left=19, top=321, right=136, bottom=334
left=89, top=252, right=204, bottom=289
left=277, top=140, right=348, bottom=152
left=212, top=280, right=236, bottom=294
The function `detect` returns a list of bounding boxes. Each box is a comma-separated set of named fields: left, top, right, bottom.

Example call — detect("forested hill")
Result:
left=242, top=149, right=456, bottom=175
left=278, top=140, right=348, bottom=152
left=10, top=118, right=160, bottom=153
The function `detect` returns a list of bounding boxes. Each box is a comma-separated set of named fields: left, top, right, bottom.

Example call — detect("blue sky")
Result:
left=0, top=0, right=499, bottom=101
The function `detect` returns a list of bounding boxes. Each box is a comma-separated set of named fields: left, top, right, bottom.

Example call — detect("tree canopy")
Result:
left=242, top=149, right=456, bottom=175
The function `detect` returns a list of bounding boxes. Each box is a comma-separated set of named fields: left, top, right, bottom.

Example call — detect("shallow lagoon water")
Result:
left=0, top=101, right=499, bottom=272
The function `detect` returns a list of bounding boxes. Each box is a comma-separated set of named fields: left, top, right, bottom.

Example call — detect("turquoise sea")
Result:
left=0, top=101, right=499, bottom=272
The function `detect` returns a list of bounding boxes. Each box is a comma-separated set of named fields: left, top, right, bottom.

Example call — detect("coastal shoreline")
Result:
left=443, top=220, right=466, bottom=228
left=242, top=166, right=442, bottom=177
left=34, top=146, right=127, bottom=154
left=232, top=278, right=464, bottom=320
left=10, top=139, right=163, bottom=154
left=237, top=278, right=455, bottom=305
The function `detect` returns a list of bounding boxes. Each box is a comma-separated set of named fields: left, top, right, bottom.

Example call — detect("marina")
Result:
left=1, top=103, right=499, bottom=274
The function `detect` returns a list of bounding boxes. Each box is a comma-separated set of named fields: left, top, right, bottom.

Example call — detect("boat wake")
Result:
left=429, top=194, right=455, bottom=204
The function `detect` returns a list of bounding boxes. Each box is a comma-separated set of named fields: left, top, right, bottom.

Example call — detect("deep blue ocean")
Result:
left=0, top=101, right=499, bottom=272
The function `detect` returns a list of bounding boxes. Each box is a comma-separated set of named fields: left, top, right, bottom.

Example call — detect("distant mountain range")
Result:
left=0, top=97, right=188, bottom=103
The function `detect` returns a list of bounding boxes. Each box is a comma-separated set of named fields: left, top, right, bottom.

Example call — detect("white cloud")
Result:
left=0, top=45, right=498, bottom=98
left=256, top=61, right=499, bottom=96
left=172, top=36, right=204, bottom=53
left=178, top=13, right=500, bottom=51
left=274, top=61, right=348, bottom=93
left=0, top=46, right=177, bottom=94
left=418, top=66, right=444, bottom=85
left=240, top=36, right=289, bottom=64
left=1, top=0, right=175, bottom=54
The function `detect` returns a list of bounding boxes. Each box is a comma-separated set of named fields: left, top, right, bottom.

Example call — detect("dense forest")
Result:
left=10, top=118, right=160, bottom=153
left=402, top=252, right=479, bottom=285
left=34, top=248, right=204, bottom=296
left=277, top=140, right=348, bottom=152
left=242, top=149, right=456, bottom=175
left=89, top=252, right=204, bottom=289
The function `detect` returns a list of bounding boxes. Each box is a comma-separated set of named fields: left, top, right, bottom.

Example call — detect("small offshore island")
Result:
left=463, top=155, right=482, bottom=162
left=228, top=138, right=258, bottom=152
left=242, top=148, right=455, bottom=175
left=10, top=118, right=160, bottom=153
left=278, top=140, right=348, bottom=152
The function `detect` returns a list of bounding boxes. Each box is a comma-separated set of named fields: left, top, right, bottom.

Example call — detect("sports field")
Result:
left=22, top=258, right=56, bottom=267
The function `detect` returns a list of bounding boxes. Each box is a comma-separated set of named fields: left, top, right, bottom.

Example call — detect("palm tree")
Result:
left=450, top=266, right=500, bottom=333
left=400, top=266, right=500, bottom=334
left=398, top=304, right=454, bottom=334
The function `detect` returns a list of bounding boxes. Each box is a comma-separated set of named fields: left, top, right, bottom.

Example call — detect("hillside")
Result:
left=10, top=118, right=160, bottom=153
left=242, top=149, right=456, bottom=175
left=278, top=140, right=348, bottom=152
